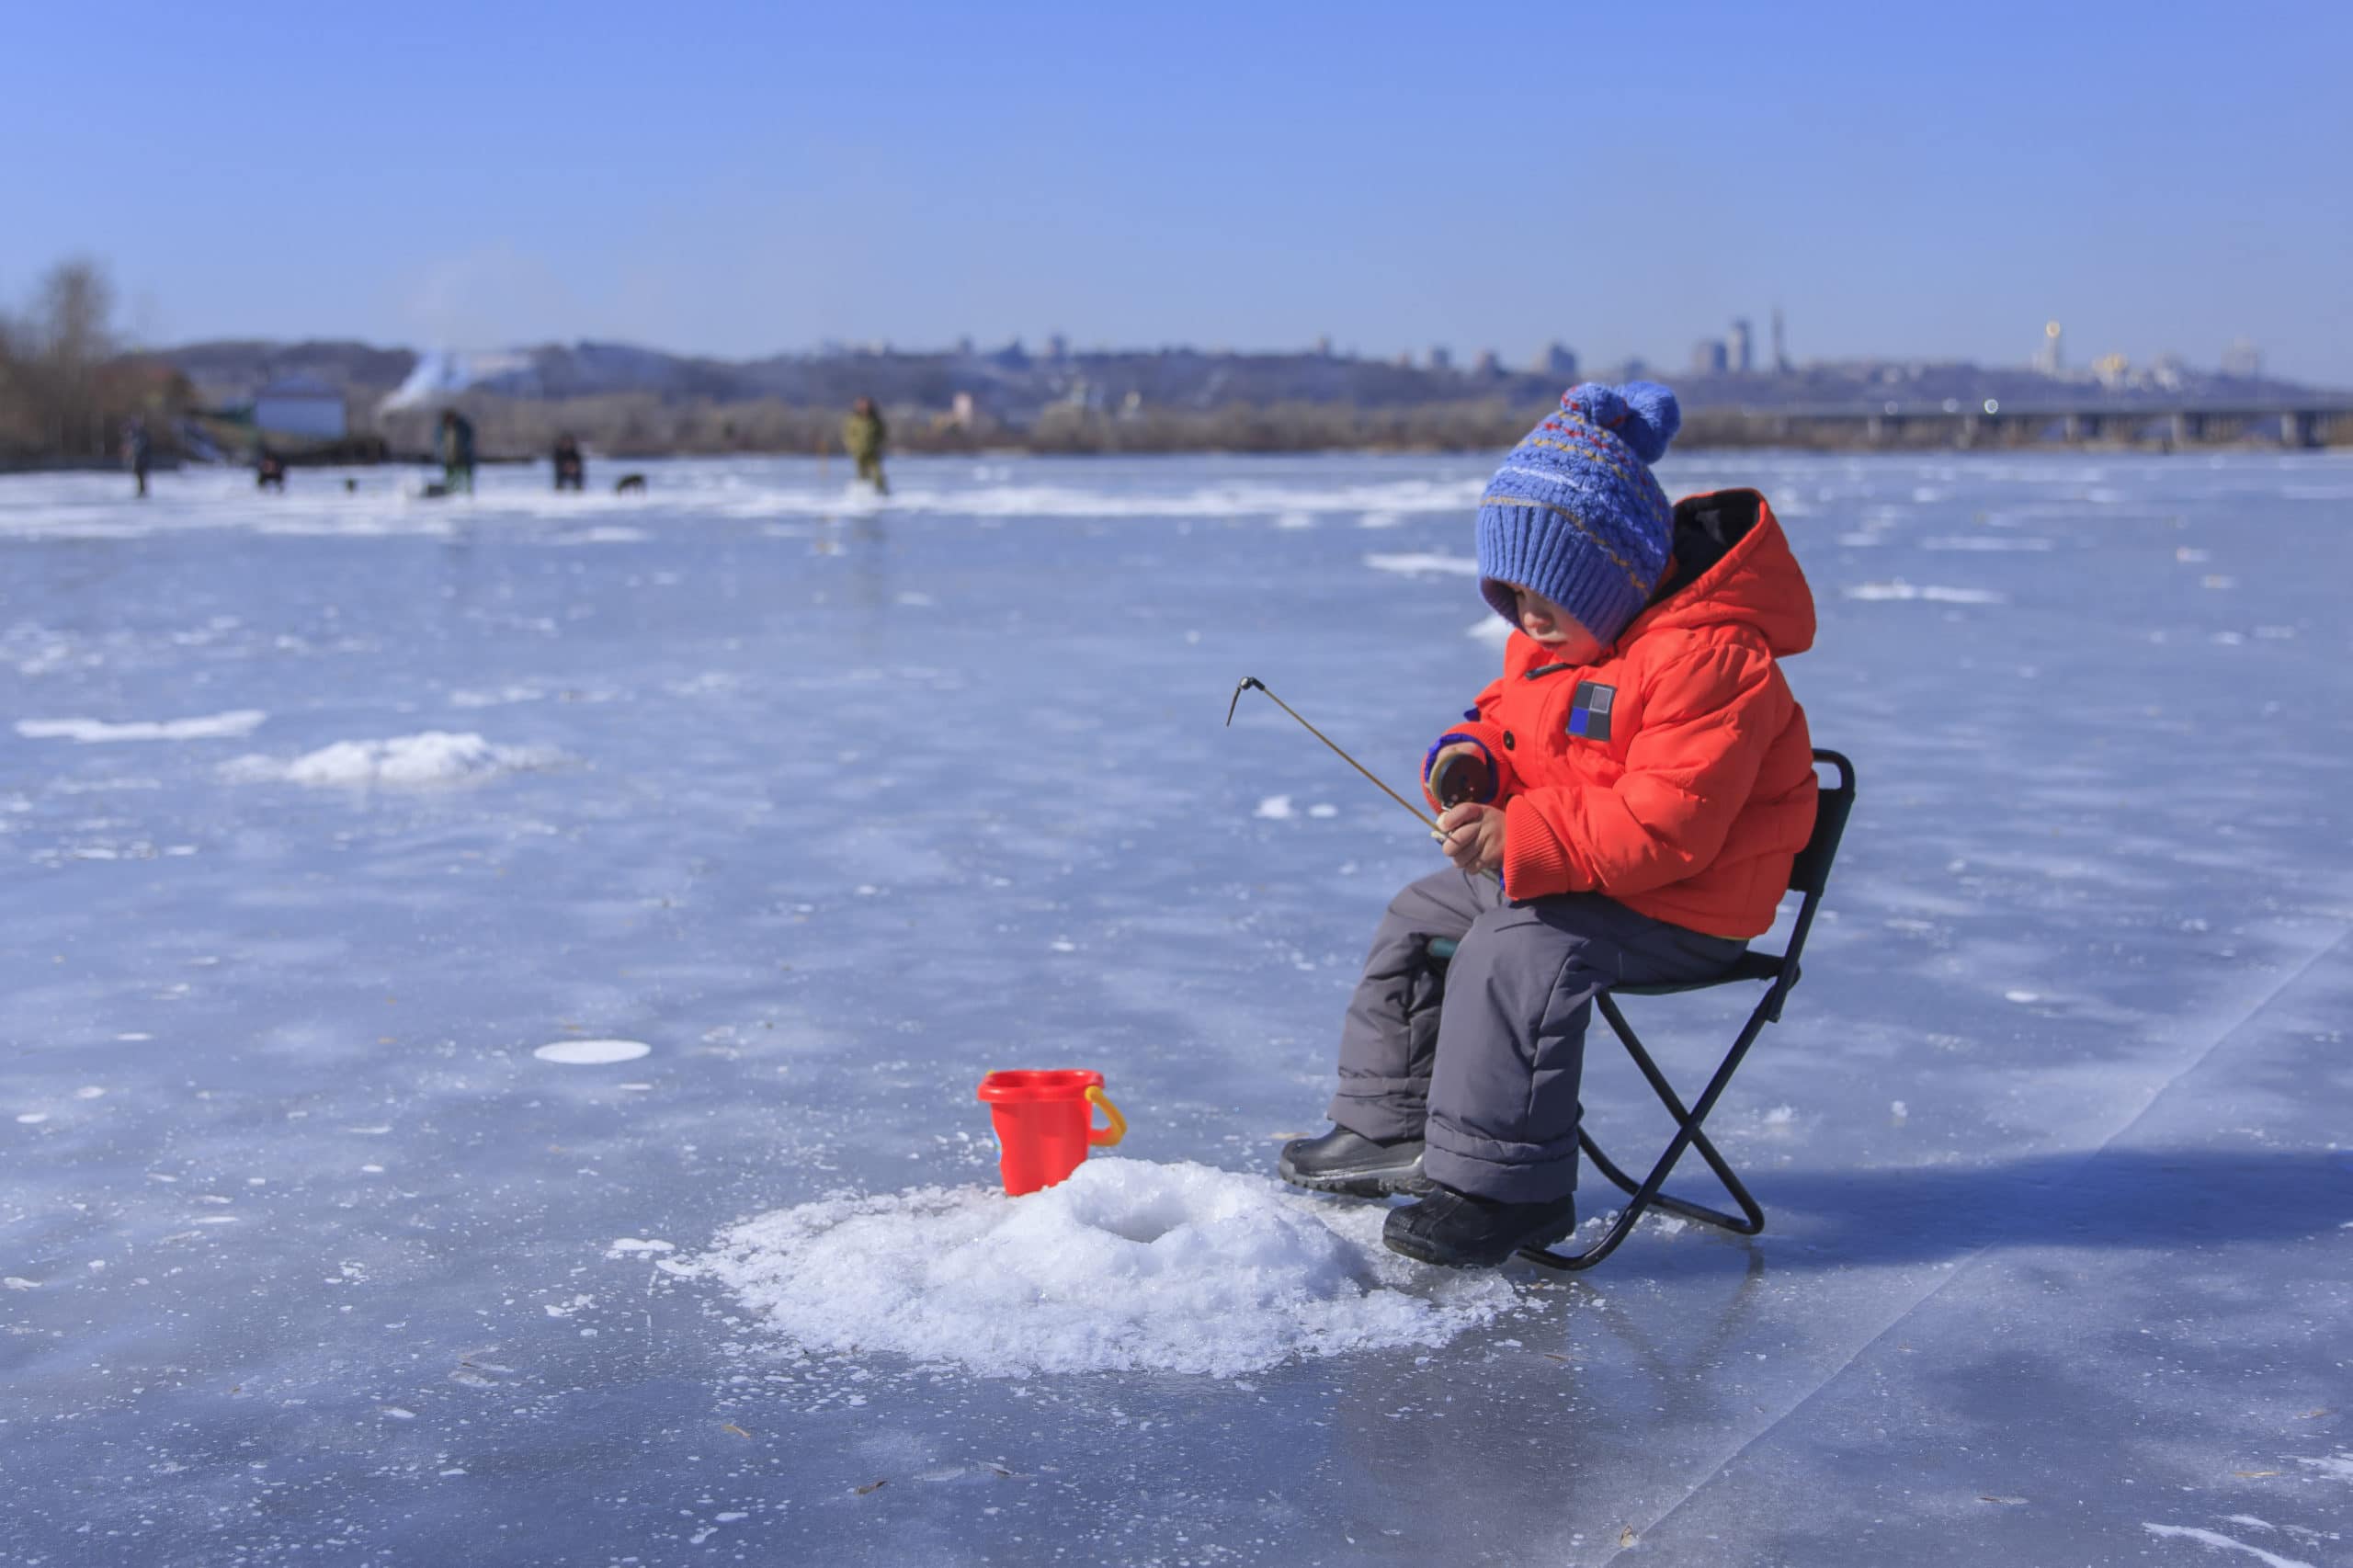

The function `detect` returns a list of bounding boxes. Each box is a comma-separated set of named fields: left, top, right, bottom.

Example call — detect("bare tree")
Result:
left=32, top=257, right=117, bottom=365
left=31, top=258, right=119, bottom=454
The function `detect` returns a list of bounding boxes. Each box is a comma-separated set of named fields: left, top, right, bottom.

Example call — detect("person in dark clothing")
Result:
left=552, top=434, right=585, bottom=492
left=843, top=396, right=889, bottom=494
left=256, top=448, right=287, bottom=492
left=438, top=409, right=477, bottom=495
left=123, top=418, right=151, bottom=498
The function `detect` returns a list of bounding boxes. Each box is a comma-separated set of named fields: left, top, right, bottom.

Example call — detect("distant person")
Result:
left=1277, top=382, right=1818, bottom=1268
left=843, top=396, right=889, bottom=494
left=122, top=417, right=151, bottom=498
left=256, top=448, right=288, bottom=492
left=552, top=433, right=585, bottom=492
left=438, top=409, right=477, bottom=495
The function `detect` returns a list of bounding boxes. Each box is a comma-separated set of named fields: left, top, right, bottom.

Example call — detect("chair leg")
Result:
left=1518, top=995, right=1771, bottom=1272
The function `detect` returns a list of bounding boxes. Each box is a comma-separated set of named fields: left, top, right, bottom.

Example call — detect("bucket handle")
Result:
left=1085, top=1085, right=1127, bottom=1147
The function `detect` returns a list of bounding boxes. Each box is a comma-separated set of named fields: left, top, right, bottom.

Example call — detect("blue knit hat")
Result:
left=1476, top=381, right=1682, bottom=647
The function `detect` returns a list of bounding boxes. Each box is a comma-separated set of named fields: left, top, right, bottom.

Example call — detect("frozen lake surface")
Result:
left=4, top=450, right=2349, bottom=1565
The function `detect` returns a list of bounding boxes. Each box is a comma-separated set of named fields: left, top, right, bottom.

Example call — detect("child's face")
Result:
left=1510, top=585, right=1603, bottom=663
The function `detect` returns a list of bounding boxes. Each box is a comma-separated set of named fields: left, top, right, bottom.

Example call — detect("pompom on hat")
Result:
left=1475, top=381, right=1682, bottom=647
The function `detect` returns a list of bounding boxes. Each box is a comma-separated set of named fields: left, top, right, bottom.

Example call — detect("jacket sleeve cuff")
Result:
left=1423, top=720, right=1518, bottom=809
left=1501, top=796, right=1583, bottom=898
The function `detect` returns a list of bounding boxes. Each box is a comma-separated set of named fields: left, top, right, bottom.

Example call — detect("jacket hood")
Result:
left=1621, top=489, right=1815, bottom=657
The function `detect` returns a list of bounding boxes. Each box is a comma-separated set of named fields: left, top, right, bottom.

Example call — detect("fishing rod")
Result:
left=1224, top=676, right=1499, bottom=881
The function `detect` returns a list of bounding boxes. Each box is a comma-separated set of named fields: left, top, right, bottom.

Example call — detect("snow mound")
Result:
left=698, top=1157, right=1517, bottom=1378
left=222, top=732, right=558, bottom=788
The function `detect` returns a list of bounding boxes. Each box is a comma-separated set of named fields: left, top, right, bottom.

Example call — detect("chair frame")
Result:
left=1431, top=749, right=1857, bottom=1271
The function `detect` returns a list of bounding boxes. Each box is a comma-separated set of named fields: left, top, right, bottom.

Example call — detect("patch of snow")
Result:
left=17, top=710, right=267, bottom=744
left=2142, top=1522, right=2314, bottom=1568
left=223, top=732, right=558, bottom=788
left=607, top=1238, right=676, bottom=1257
left=534, top=1040, right=653, bottom=1066
left=1842, top=581, right=2006, bottom=605
left=1365, top=552, right=1480, bottom=577
left=449, top=685, right=546, bottom=709
left=551, top=526, right=651, bottom=545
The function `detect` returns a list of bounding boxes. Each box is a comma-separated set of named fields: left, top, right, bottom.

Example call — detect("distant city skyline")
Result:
left=6, top=1, right=2347, bottom=382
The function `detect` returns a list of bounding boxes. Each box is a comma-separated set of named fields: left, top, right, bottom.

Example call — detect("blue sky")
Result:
left=6, top=1, right=2347, bottom=381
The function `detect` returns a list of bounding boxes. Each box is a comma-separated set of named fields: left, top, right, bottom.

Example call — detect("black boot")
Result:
left=1278, top=1126, right=1429, bottom=1198
left=1382, top=1184, right=1577, bottom=1268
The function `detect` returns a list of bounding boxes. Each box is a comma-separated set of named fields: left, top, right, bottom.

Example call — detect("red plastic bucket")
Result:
left=976, top=1069, right=1127, bottom=1196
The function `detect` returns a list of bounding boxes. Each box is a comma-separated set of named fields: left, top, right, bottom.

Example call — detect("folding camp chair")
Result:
left=1426, top=748, right=1857, bottom=1271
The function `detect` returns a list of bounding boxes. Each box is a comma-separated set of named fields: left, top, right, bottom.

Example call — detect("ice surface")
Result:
left=701, top=1157, right=1516, bottom=1377
left=3, top=450, right=2350, bottom=1565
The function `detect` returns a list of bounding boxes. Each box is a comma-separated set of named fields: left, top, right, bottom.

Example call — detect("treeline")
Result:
left=404, top=393, right=2309, bottom=459
left=0, top=259, right=194, bottom=462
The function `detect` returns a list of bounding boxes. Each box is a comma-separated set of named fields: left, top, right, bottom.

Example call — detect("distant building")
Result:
left=1533, top=342, right=1579, bottom=381
left=1729, top=318, right=1753, bottom=373
left=2036, top=321, right=2064, bottom=376
left=949, top=391, right=976, bottom=428
left=954, top=335, right=975, bottom=358
left=1427, top=346, right=1453, bottom=372
left=1472, top=348, right=1501, bottom=378
left=2220, top=337, right=2261, bottom=378
left=1394, top=350, right=1415, bottom=369
left=1313, top=334, right=1334, bottom=358
left=1690, top=339, right=1728, bottom=376
left=2150, top=353, right=2188, bottom=391
left=2092, top=352, right=2130, bottom=390
left=1047, top=332, right=1070, bottom=362
left=252, top=373, right=347, bottom=440
left=1771, top=308, right=1790, bottom=373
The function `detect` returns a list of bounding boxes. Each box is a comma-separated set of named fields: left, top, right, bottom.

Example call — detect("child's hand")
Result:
left=1435, top=802, right=1506, bottom=874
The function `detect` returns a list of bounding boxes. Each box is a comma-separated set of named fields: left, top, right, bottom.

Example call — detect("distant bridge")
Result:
left=1713, top=396, right=2353, bottom=449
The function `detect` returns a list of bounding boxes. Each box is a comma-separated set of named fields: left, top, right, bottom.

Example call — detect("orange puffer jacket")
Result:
left=1425, top=489, right=1817, bottom=939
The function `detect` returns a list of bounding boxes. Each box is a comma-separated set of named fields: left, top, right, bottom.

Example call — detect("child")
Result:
left=1279, top=381, right=1819, bottom=1267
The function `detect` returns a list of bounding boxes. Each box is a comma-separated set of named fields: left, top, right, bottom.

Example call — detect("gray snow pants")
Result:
left=1329, top=868, right=1747, bottom=1204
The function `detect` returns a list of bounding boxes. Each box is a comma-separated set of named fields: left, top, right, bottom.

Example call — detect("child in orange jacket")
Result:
left=1279, top=381, right=1817, bottom=1267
